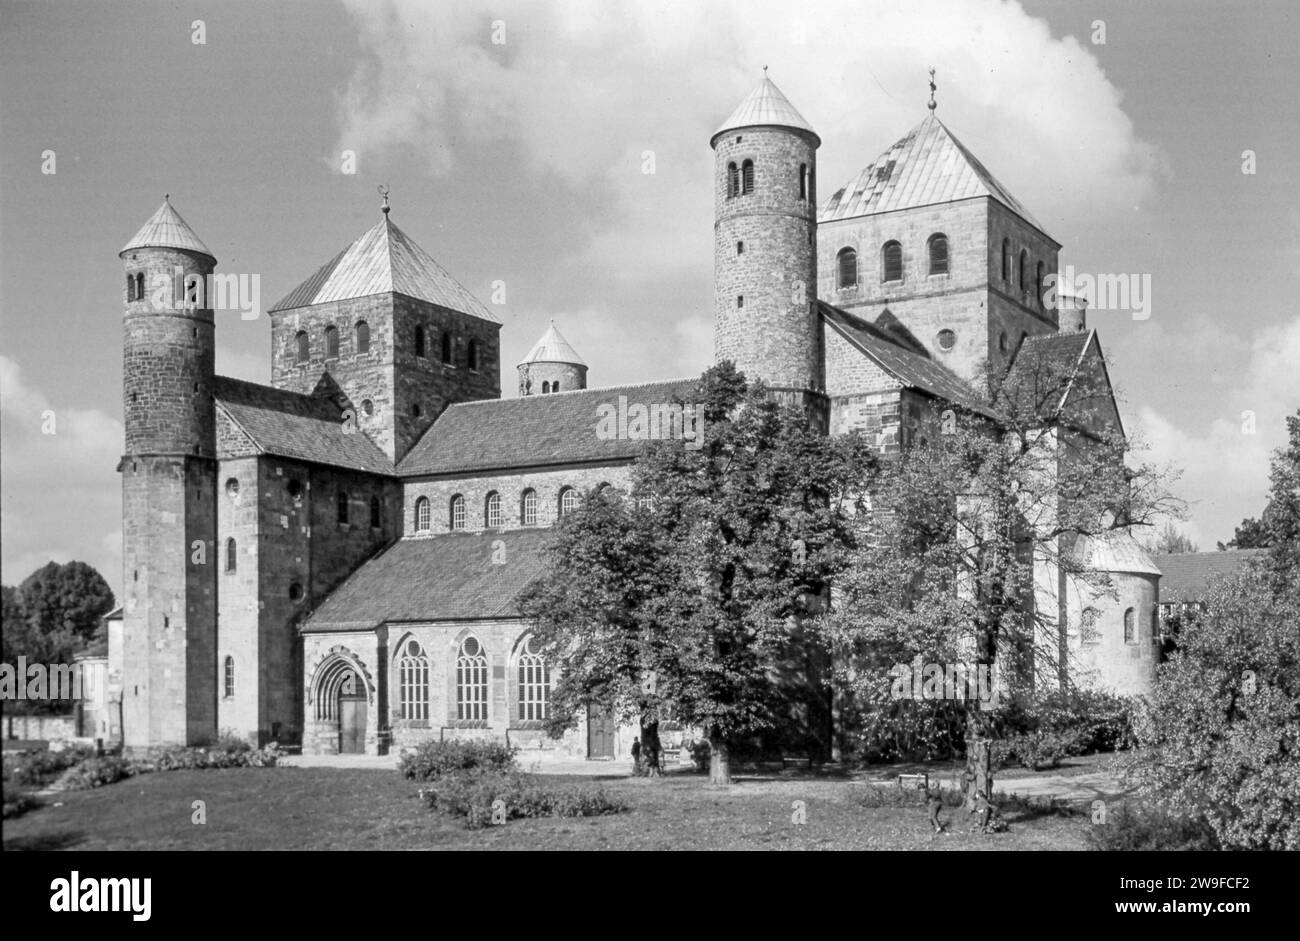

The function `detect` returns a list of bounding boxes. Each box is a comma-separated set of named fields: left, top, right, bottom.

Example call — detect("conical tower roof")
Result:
left=712, top=74, right=819, bottom=147
left=518, top=319, right=585, bottom=367
left=268, top=213, right=498, bottom=322
left=120, top=197, right=215, bottom=262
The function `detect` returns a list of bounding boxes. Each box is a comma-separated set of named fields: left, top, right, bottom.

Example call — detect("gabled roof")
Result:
left=1155, top=550, right=1267, bottom=604
left=819, top=113, right=1047, bottom=235
left=268, top=214, right=499, bottom=322
left=212, top=376, right=393, bottom=474
left=519, top=319, right=586, bottom=367
left=1003, top=330, right=1122, bottom=437
left=120, top=198, right=215, bottom=262
left=819, top=302, right=994, bottom=416
left=301, top=529, right=555, bottom=632
left=712, top=75, right=819, bottom=146
left=397, top=378, right=701, bottom=477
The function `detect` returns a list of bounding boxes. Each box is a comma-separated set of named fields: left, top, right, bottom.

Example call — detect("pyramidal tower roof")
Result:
left=120, top=197, right=215, bottom=262
left=820, top=113, right=1047, bottom=235
left=712, top=74, right=819, bottom=147
left=268, top=213, right=498, bottom=321
left=518, top=319, right=585, bottom=367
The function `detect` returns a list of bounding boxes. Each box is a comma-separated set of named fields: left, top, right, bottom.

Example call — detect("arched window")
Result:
left=369, top=495, right=381, bottom=529
left=225, top=537, right=237, bottom=573
left=415, top=496, right=431, bottom=532
left=414, top=325, right=426, bottom=358
left=485, top=491, right=501, bottom=528
left=337, top=490, right=349, bottom=525
left=726, top=162, right=739, bottom=198
left=882, top=241, right=903, bottom=282
left=542, top=381, right=551, bottom=394
left=295, top=331, right=309, bottom=364
left=799, top=163, right=807, bottom=200
left=517, top=637, right=550, bottom=721
left=223, top=656, right=234, bottom=699
left=324, top=325, right=339, bottom=359
left=1018, top=249, right=1028, bottom=293
left=399, top=639, right=429, bottom=721
left=467, top=339, right=479, bottom=372
left=456, top=636, right=488, bottom=721
left=553, top=382, right=561, bottom=392
left=558, top=487, right=579, bottom=517
left=355, top=321, right=370, bottom=354
left=126, top=275, right=135, bottom=301
left=837, top=247, right=858, bottom=289
left=1123, top=607, right=1136, bottom=644
left=1081, top=607, right=1100, bottom=645
left=1001, top=238, right=1012, bottom=283
left=741, top=159, right=755, bottom=194
left=1035, top=261, right=1045, bottom=306
left=441, top=332, right=452, bottom=364
left=135, top=273, right=144, bottom=301
left=521, top=488, right=537, bottom=526
left=928, top=234, right=949, bottom=275
left=450, top=494, right=466, bottom=531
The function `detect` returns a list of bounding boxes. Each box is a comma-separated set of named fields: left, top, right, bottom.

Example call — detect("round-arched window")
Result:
left=225, top=478, right=240, bottom=499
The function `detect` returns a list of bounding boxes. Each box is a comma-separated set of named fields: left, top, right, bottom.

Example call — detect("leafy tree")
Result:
left=15, top=561, right=115, bottom=662
left=1152, top=522, right=1198, bottom=554
left=821, top=344, right=1176, bottom=827
left=520, top=362, right=878, bottom=783
left=1216, top=516, right=1270, bottom=551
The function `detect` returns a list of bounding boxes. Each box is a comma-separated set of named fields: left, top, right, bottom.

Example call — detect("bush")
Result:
left=398, top=740, right=518, bottom=782
left=992, top=730, right=1085, bottom=771
left=59, top=756, right=136, bottom=790
left=418, top=769, right=627, bottom=828
left=1085, top=802, right=1220, bottom=851
left=148, top=743, right=279, bottom=771
left=2, top=791, right=41, bottom=819
left=2, top=745, right=95, bottom=787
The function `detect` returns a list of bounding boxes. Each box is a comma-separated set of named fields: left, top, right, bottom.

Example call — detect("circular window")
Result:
left=287, top=479, right=303, bottom=499
left=937, top=329, right=956, bottom=351
left=999, top=331, right=1009, bottom=354
left=225, top=478, right=240, bottom=498
left=462, top=636, right=480, bottom=657
left=289, top=582, right=303, bottom=602
left=362, top=399, right=374, bottom=416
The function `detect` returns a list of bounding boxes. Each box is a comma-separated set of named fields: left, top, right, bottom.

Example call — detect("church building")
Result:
left=116, top=74, right=1160, bottom=757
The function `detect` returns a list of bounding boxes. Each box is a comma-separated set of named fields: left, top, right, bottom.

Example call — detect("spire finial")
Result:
left=927, top=67, right=937, bottom=112
left=763, top=65, right=768, bottom=76
left=378, top=184, right=390, bottom=216
left=164, top=193, right=170, bottom=202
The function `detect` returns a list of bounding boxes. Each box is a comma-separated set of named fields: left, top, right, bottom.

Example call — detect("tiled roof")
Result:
left=519, top=320, right=586, bottom=367
left=713, top=75, right=819, bottom=145
left=301, top=529, right=556, bottom=632
left=1003, top=330, right=1104, bottom=423
left=819, top=114, right=1046, bottom=234
left=120, top=198, right=215, bottom=262
left=212, top=376, right=393, bottom=474
left=268, top=214, right=499, bottom=322
left=1155, top=550, right=1267, bottom=604
left=398, top=378, right=701, bottom=477
left=819, top=303, right=994, bottom=415
left=1072, top=530, right=1162, bottom=576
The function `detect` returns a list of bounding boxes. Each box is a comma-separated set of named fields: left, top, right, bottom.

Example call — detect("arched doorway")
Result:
left=309, top=652, right=371, bottom=755
left=338, top=670, right=368, bottom=754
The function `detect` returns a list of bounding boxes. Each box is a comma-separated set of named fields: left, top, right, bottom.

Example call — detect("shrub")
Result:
left=418, top=769, right=626, bottom=828
left=2, top=745, right=95, bottom=787
left=992, top=730, right=1084, bottom=771
left=2, top=791, right=41, bottom=819
left=1085, top=802, right=1220, bottom=851
left=59, top=756, right=136, bottom=790
left=398, top=740, right=518, bottom=782
left=148, top=743, right=279, bottom=771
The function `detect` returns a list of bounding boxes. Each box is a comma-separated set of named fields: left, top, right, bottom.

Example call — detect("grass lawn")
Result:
left=3, top=766, right=1090, bottom=850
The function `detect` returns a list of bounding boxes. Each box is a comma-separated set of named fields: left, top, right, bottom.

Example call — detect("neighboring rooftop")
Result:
left=712, top=74, right=819, bottom=146
left=398, top=378, right=701, bottom=477
left=819, top=303, right=993, bottom=416
left=519, top=319, right=586, bottom=367
left=819, top=113, right=1046, bottom=234
left=1156, top=550, right=1268, bottom=604
left=213, top=376, right=393, bottom=474
left=301, top=529, right=556, bottom=632
left=268, top=213, right=499, bottom=322
left=120, top=197, right=215, bottom=262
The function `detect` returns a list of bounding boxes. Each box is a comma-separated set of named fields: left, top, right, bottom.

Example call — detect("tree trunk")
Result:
left=964, top=709, right=995, bottom=829
left=640, top=716, right=662, bottom=778
left=708, top=731, right=731, bottom=785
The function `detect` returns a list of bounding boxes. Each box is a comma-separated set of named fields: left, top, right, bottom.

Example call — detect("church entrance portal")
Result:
left=587, top=705, right=616, bottom=759
left=338, top=675, right=367, bottom=754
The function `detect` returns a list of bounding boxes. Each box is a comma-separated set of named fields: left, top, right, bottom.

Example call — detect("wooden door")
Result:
left=587, top=705, right=616, bottom=759
left=339, top=694, right=367, bottom=754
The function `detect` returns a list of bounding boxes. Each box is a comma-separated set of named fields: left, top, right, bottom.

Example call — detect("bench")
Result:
left=898, top=772, right=930, bottom=790
left=782, top=755, right=812, bottom=770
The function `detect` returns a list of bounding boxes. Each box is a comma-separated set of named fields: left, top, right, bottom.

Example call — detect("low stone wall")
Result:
left=3, top=713, right=78, bottom=742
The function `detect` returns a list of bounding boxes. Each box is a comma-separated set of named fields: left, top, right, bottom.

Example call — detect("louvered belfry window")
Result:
left=727, top=162, right=739, bottom=198
left=741, top=160, right=755, bottom=195
left=928, top=234, right=949, bottom=275
left=837, top=248, right=858, bottom=289
left=883, top=241, right=903, bottom=282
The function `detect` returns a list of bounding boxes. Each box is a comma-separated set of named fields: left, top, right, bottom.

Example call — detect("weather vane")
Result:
left=378, top=184, right=390, bottom=215
left=928, top=67, right=937, bottom=112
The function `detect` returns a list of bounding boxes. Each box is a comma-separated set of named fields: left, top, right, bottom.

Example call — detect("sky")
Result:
left=2, top=0, right=1298, bottom=600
